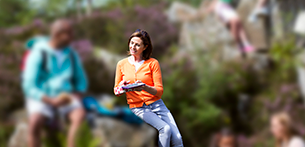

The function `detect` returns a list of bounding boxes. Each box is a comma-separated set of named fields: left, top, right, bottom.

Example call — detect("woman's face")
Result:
left=218, top=136, right=236, bottom=147
left=271, top=117, right=285, bottom=139
left=129, top=37, right=146, bottom=57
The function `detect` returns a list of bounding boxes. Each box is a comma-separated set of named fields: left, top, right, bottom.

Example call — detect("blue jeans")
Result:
left=131, top=99, right=184, bottom=147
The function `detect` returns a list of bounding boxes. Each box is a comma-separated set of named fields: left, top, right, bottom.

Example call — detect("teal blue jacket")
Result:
left=22, top=38, right=88, bottom=101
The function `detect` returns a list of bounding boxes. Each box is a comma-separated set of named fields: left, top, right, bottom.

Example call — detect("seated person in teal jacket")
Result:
left=22, top=19, right=88, bottom=147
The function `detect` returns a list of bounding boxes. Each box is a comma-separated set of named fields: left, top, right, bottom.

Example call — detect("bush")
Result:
left=43, top=122, right=100, bottom=147
left=75, top=3, right=178, bottom=57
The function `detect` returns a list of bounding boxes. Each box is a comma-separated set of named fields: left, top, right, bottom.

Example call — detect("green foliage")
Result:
left=269, top=38, right=299, bottom=82
left=74, top=123, right=101, bottom=147
left=1, top=0, right=304, bottom=146
left=167, top=0, right=204, bottom=7
left=253, top=139, right=275, bottom=147
left=162, top=44, right=269, bottom=145
left=0, top=124, right=14, bottom=147
left=105, top=0, right=162, bottom=9
left=0, top=0, right=35, bottom=27
left=43, top=123, right=100, bottom=147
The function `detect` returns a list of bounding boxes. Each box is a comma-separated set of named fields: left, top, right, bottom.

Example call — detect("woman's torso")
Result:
left=282, top=136, right=305, bottom=147
left=117, top=57, right=162, bottom=108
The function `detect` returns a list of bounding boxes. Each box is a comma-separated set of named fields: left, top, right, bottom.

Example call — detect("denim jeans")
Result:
left=131, top=99, right=184, bottom=147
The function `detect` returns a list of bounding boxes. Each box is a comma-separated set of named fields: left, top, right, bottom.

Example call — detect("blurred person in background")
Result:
left=199, top=0, right=255, bottom=56
left=22, top=19, right=88, bottom=147
left=248, top=0, right=269, bottom=23
left=114, top=29, right=184, bottom=147
left=271, top=112, right=305, bottom=147
left=210, top=128, right=239, bottom=147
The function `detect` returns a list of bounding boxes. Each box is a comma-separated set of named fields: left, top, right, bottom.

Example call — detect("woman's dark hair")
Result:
left=128, top=29, right=153, bottom=60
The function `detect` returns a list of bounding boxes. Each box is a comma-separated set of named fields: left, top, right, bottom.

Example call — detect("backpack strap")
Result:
left=69, top=51, right=76, bottom=92
left=41, top=50, right=48, bottom=73
left=40, top=50, right=76, bottom=91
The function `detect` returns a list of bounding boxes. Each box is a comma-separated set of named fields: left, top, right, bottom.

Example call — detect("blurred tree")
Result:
left=0, top=0, right=35, bottom=27
left=167, top=0, right=204, bottom=7
left=104, top=0, right=162, bottom=9
left=28, top=0, right=92, bottom=19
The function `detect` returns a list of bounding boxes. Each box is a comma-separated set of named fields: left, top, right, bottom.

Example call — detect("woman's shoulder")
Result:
left=146, top=58, right=161, bottom=70
left=117, top=57, right=129, bottom=66
left=147, top=58, right=159, bottom=64
left=289, top=136, right=305, bottom=147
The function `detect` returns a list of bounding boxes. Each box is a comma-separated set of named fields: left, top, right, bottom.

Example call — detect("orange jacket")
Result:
left=114, top=57, right=163, bottom=108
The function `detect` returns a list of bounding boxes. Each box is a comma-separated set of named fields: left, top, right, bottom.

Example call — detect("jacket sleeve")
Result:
left=22, top=49, right=46, bottom=101
left=72, top=51, right=88, bottom=93
left=114, top=62, right=122, bottom=88
left=151, top=60, right=163, bottom=97
left=114, top=61, right=123, bottom=96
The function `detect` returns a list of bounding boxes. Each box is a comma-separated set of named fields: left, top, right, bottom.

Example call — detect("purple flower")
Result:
left=31, top=19, right=44, bottom=28
left=5, top=27, right=27, bottom=35
left=280, top=84, right=293, bottom=94
left=90, top=11, right=103, bottom=18
left=71, top=39, right=93, bottom=60
left=106, top=8, right=122, bottom=19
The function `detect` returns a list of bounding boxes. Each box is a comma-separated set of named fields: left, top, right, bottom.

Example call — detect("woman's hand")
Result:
left=132, top=80, right=157, bottom=95
left=132, top=80, right=146, bottom=92
left=119, top=80, right=130, bottom=86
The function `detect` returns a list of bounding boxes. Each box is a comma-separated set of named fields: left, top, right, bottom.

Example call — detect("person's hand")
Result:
left=72, top=92, right=83, bottom=100
left=119, top=80, right=130, bottom=87
left=132, top=80, right=146, bottom=92
left=42, top=94, right=70, bottom=107
left=55, top=96, right=71, bottom=107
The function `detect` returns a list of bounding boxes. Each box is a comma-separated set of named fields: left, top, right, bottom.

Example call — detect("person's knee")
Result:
left=175, top=133, right=182, bottom=140
left=173, top=133, right=183, bottom=144
left=28, top=114, right=45, bottom=135
left=230, top=18, right=240, bottom=26
left=77, top=108, right=86, bottom=118
left=70, top=108, right=85, bottom=125
left=160, top=125, right=172, bottom=136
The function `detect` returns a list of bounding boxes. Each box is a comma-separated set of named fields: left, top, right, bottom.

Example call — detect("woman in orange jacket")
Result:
left=114, top=29, right=183, bottom=147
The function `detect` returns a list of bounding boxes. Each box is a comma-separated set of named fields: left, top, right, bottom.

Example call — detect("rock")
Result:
left=94, top=48, right=125, bottom=74
left=252, top=53, right=271, bottom=71
left=166, top=1, right=241, bottom=62
left=8, top=122, right=28, bottom=147
left=269, top=0, right=284, bottom=39
left=8, top=109, right=156, bottom=147
left=166, top=1, right=273, bottom=73
left=296, top=50, right=305, bottom=106
left=85, top=48, right=124, bottom=93
left=93, top=117, right=156, bottom=147
left=8, top=110, right=28, bottom=147
left=166, top=2, right=197, bottom=23
left=237, top=0, right=269, bottom=50
left=294, top=11, right=305, bottom=35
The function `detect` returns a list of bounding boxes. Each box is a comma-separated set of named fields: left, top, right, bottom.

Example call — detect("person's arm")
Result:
left=150, top=60, right=163, bottom=97
left=71, top=50, right=88, bottom=97
left=114, top=61, right=131, bottom=96
left=197, top=0, right=216, bottom=17
left=114, top=62, right=122, bottom=89
left=144, top=83, right=158, bottom=95
left=42, top=95, right=70, bottom=106
left=22, top=48, right=46, bottom=101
